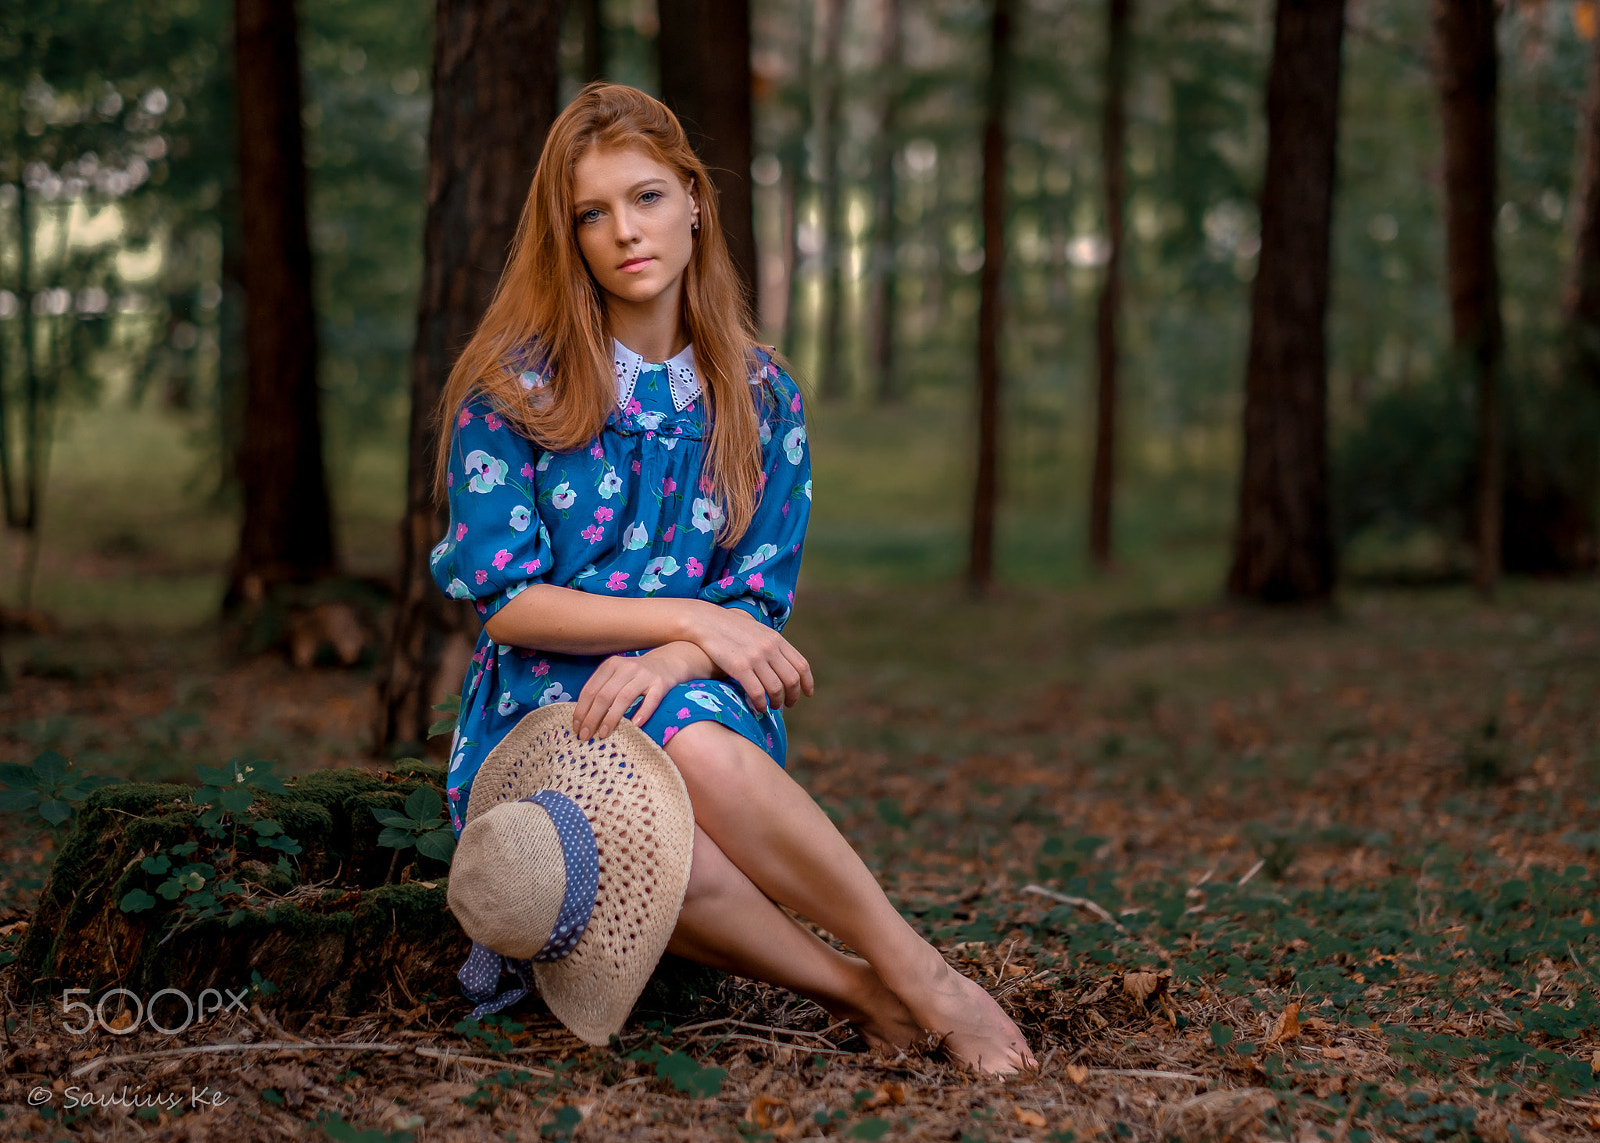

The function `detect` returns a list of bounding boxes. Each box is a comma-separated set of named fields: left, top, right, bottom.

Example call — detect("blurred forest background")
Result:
left=1, top=0, right=1598, bottom=749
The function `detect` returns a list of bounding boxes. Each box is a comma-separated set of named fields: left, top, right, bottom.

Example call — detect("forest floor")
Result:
left=0, top=577, right=1597, bottom=1142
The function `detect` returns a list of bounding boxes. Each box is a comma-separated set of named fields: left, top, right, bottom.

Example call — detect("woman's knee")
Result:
left=664, top=721, right=769, bottom=790
left=680, top=827, right=743, bottom=909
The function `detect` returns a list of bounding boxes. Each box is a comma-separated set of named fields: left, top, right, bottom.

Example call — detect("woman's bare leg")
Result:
left=664, top=722, right=1036, bottom=1074
left=669, top=825, right=922, bottom=1052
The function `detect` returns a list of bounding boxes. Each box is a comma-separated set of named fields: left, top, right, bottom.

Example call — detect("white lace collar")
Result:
left=613, top=340, right=702, bottom=413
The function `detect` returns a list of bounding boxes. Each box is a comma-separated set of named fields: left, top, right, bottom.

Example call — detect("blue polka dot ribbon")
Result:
left=457, top=790, right=601, bottom=1017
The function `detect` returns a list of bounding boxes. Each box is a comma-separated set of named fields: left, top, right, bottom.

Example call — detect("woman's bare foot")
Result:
left=889, top=949, right=1037, bottom=1075
left=816, top=958, right=925, bottom=1053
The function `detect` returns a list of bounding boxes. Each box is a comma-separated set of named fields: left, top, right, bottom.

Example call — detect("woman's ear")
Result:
left=688, top=179, right=701, bottom=230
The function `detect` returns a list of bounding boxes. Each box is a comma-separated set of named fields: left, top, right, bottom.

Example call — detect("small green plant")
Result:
left=540, top=1106, right=584, bottom=1141
left=193, top=759, right=293, bottom=842
left=317, top=1111, right=415, bottom=1143
left=453, top=1014, right=523, bottom=1054
left=460, top=1068, right=534, bottom=1111
left=429, top=693, right=461, bottom=739
left=0, top=750, right=123, bottom=828
left=372, top=785, right=456, bottom=863
left=626, top=1042, right=726, bottom=1097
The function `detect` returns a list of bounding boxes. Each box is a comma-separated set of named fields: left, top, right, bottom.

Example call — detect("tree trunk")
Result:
left=1226, top=0, right=1344, bottom=604
left=968, top=0, right=1012, bottom=594
left=658, top=0, right=756, bottom=304
left=1089, top=0, right=1131, bottom=572
left=814, top=0, right=848, bottom=399
left=780, top=0, right=815, bottom=353
left=1433, top=0, right=1503, bottom=597
left=227, top=0, right=335, bottom=608
left=579, top=0, right=606, bottom=84
left=374, top=0, right=562, bottom=756
left=868, top=0, right=903, bottom=403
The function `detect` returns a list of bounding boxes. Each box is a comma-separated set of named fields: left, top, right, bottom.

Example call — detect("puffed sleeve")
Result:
left=700, top=357, right=812, bottom=631
left=429, top=399, right=556, bottom=623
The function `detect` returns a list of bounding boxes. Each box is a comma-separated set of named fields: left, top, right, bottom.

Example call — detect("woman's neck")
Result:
left=607, top=290, right=689, bottom=364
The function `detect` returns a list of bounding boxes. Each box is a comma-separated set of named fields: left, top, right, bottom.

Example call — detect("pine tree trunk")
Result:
left=868, top=0, right=903, bottom=404
left=374, top=0, right=562, bottom=756
left=1226, top=0, right=1344, bottom=604
left=814, top=0, right=848, bottom=399
left=580, top=0, right=606, bottom=84
left=1090, top=0, right=1131, bottom=572
left=968, top=0, right=1012, bottom=594
left=780, top=1, right=815, bottom=353
left=658, top=0, right=756, bottom=303
left=227, top=0, right=335, bottom=607
left=1433, top=0, right=1503, bottom=597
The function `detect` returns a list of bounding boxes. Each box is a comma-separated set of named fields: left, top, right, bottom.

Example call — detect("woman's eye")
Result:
left=638, top=191, right=661, bottom=205
left=578, top=208, right=601, bottom=225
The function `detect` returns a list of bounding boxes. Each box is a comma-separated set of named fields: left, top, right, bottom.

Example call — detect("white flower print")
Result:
left=497, top=691, right=519, bottom=716
left=783, top=425, right=807, bottom=465
left=429, top=539, right=450, bottom=566
left=536, top=451, right=553, bottom=473
left=509, top=504, right=531, bottom=531
left=550, top=482, right=576, bottom=510
left=691, top=497, right=725, bottom=534
left=717, top=682, right=744, bottom=708
left=538, top=681, right=574, bottom=707
left=738, top=544, right=779, bottom=573
left=623, top=522, right=650, bottom=550
left=803, top=478, right=813, bottom=501
left=464, top=450, right=508, bottom=493
left=446, top=577, right=473, bottom=599
left=685, top=689, right=722, bottom=712
left=661, top=436, right=678, bottom=451
left=597, top=468, right=623, bottom=499
left=637, top=411, right=665, bottom=431
left=759, top=419, right=772, bottom=446
left=639, top=555, right=680, bottom=593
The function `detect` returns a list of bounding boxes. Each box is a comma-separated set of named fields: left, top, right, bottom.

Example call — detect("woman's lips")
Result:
left=620, top=257, right=652, bottom=273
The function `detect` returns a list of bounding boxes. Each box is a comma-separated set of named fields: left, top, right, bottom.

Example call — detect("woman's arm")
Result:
left=486, top=584, right=814, bottom=731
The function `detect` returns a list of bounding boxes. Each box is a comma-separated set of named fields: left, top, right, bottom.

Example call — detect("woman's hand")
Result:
left=574, top=641, right=710, bottom=740
left=685, top=603, right=814, bottom=715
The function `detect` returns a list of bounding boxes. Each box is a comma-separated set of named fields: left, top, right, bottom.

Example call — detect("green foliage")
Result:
left=626, top=1042, right=726, bottom=1098
left=453, top=1014, right=522, bottom=1055
left=370, top=785, right=456, bottom=862
left=540, top=1105, right=584, bottom=1141
left=316, top=1111, right=414, bottom=1143
left=0, top=750, right=122, bottom=828
left=428, top=695, right=461, bottom=740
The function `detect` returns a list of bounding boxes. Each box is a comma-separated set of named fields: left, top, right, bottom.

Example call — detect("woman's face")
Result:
left=571, top=144, right=699, bottom=316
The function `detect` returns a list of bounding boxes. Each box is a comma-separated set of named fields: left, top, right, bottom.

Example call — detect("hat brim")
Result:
left=462, top=703, right=695, bottom=1045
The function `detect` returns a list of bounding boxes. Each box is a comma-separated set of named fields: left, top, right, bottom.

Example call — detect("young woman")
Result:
left=430, top=83, right=1035, bottom=1075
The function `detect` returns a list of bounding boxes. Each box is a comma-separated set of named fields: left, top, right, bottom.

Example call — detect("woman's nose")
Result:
left=613, top=208, right=640, bottom=244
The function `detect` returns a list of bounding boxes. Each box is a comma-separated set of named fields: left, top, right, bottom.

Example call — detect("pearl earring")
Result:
left=691, top=219, right=700, bottom=232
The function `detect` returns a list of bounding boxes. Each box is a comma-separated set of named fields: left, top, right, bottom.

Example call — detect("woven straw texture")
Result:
left=453, top=703, right=695, bottom=1045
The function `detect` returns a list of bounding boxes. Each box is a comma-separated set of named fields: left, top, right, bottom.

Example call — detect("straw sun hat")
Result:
left=447, top=702, right=695, bottom=1045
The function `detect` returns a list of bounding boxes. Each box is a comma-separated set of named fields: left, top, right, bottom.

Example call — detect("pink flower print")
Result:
left=492, top=549, right=512, bottom=570
left=699, top=474, right=715, bottom=494
left=746, top=572, right=765, bottom=591
left=594, top=506, right=613, bottom=523
left=520, top=558, right=542, bottom=573
left=457, top=407, right=472, bottom=427
left=447, top=786, right=461, bottom=801
left=475, top=600, right=487, bottom=614
left=625, top=397, right=642, bottom=416
left=456, top=522, right=468, bottom=541
left=521, top=462, right=535, bottom=478
left=766, top=733, right=774, bottom=749
left=474, top=569, right=488, bottom=585
left=606, top=571, right=629, bottom=591
left=685, top=556, right=703, bottom=577
left=686, top=401, right=696, bottom=412
left=447, top=471, right=454, bottom=487
left=631, top=460, right=642, bottom=475
left=662, top=476, right=677, bottom=494
left=534, top=660, right=550, bottom=676
left=717, top=574, right=736, bottom=588
left=677, top=708, right=690, bottom=719
left=582, top=524, right=605, bottom=544
left=472, top=647, right=486, bottom=663
left=590, top=442, right=604, bottom=459
left=662, top=726, right=678, bottom=743
left=790, top=393, right=801, bottom=413
left=782, top=502, right=790, bottom=517
left=484, top=411, right=502, bottom=431
left=663, top=524, right=676, bottom=542
left=758, top=471, right=768, bottom=490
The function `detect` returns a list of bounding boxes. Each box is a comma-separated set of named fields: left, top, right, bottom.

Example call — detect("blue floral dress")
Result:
left=430, top=340, right=812, bottom=836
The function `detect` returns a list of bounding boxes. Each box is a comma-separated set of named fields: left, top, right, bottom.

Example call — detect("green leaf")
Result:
left=217, top=787, right=255, bottom=814
left=416, top=829, right=456, bottom=863
left=241, top=763, right=286, bottom=794
left=0, top=763, right=37, bottom=786
left=157, top=878, right=185, bottom=901
left=431, top=694, right=462, bottom=713
left=370, top=807, right=413, bottom=827
left=653, top=1051, right=725, bottom=1098
left=32, top=750, right=70, bottom=785
left=178, top=871, right=205, bottom=892
left=264, top=834, right=303, bottom=855
left=171, top=841, right=200, bottom=857
left=848, top=1120, right=893, bottom=1141
left=38, top=799, right=72, bottom=826
left=119, top=888, right=157, bottom=913
left=427, top=716, right=457, bottom=739
left=0, top=789, right=41, bottom=812
left=194, top=763, right=235, bottom=786
left=376, top=827, right=417, bottom=850
left=141, top=854, right=172, bottom=875
left=1209, top=1022, right=1234, bottom=1050
left=404, top=785, right=442, bottom=822
left=252, top=819, right=284, bottom=837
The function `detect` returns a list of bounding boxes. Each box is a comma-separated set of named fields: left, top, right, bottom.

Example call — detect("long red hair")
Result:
left=433, top=83, right=768, bottom=545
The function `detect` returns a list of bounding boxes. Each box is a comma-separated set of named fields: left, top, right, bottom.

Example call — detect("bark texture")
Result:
left=227, top=0, right=335, bottom=606
left=1090, top=0, right=1131, bottom=572
left=1227, top=0, right=1345, bottom=604
left=658, top=0, right=756, bottom=302
left=868, top=0, right=903, bottom=403
left=968, top=0, right=1012, bottom=593
left=1433, top=0, right=1504, bottom=596
left=375, top=0, right=562, bottom=755
left=814, top=0, right=848, bottom=399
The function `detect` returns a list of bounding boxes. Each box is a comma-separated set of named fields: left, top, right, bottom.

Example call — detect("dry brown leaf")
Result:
left=1322, top=1047, right=1347, bottom=1060
left=1591, top=1049, right=1600, bottom=1075
left=106, top=1009, right=135, bottom=1033
left=1014, top=1107, right=1048, bottom=1127
left=0, top=921, right=27, bottom=936
left=1065, top=1063, right=1090, bottom=1084
left=1581, top=909, right=1595, bottom=927
left=1265, top=1001, right=1301, bottom=1045
left=1122, top=969, right=1172, bottom=1005
left=748, top=1094, right=795, bottom=1136
left=1300, top=1015, right=1334, bottom=1033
